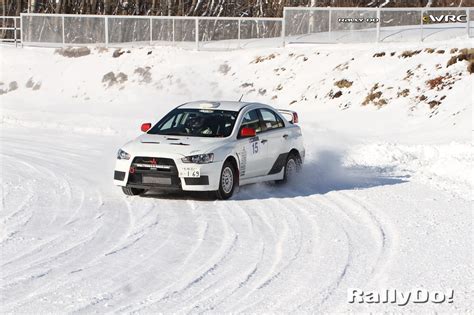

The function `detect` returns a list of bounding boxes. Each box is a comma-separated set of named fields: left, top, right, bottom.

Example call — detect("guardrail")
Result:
left=1, top=8, right=472, bottom=49
left=0, top=16, right=21, bottom=46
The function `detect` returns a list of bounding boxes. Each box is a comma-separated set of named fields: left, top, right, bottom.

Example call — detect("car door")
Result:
left=235, top=109, right=269, bottom=179
left=257, top=108, right=289, bottom=175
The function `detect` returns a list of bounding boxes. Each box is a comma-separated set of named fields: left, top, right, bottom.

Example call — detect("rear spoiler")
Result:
left=278, top=109, right=299, bottom=124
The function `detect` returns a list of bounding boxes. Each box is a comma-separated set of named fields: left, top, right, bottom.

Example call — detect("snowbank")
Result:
left=345, top=142, right=473, bottom=199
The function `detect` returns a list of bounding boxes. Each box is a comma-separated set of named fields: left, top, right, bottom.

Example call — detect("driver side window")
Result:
left=240, top=109, right=262, bottom=133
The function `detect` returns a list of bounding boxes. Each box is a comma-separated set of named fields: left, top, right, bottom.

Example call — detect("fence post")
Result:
left=466, top=8, right=469, bottom=37
left=376, top=8, right=380, bottom=42
left=172, top=18, right=175, bottom=43
left=20, top=15, right=23, bottom=47
left=61, top=15, right=65, bottom=46
left=328, top=8, right=332, bottom=42
left=282, top=8, right=286, bottom=47
left=195, top=18, right=199, bottom=50
left=14, top=16, right=17, bottom=47
left=237, top=19, right=241, bottom=49
left=105, top=16, right=108, bottom=47
left=308, top=9, right=311, bottom=35
left=420, top=9, right=424, bottom=42
left=150, top=17, right=152, bottom=45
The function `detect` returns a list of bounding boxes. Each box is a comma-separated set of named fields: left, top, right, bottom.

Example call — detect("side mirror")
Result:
left=240, top=127, right=256, bottom=138
left=141, top=123, right=152, bottom=132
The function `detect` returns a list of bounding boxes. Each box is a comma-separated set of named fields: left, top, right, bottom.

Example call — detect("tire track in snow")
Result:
left=214, top=188, right=307, bottom=313
left=300, top=200, right=353, bottom=313
left=67, top=195, right=232, bottom=313
left=166, top=185, right=319, bottom=313
left=72, top=200, right=201, bottom=313
left=134, top=202, right=240, bottom=313
left=188, top=204, right=265, bottom=313
left=113, top=203, right=212, bottom=313
left=7, top=196, right=139, bottom=312
left=334, top=192, right=396, bottom=287
left=1, top=151, right=100, bottom=269
left=172, top=200, right=269, bottom=313
left=0, top=153, right=67, bottom=270
left=126, top=196, right=268, bottom=314
left=291, top=190, right=395, bottom=312
left=0, top=153, right=37, bottom=223
left=0, top=135, right=135, bottom=312
left=235, top=188, right=345, bottom=313
left=1, top=195, right=132, bottom=310
left=226, top=183, right=363, bottom=313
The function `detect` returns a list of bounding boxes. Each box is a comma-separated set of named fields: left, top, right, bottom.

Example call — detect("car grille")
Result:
left=131, top=157, right=176, bottom=172
left=127, top=156, right=180, bottom=187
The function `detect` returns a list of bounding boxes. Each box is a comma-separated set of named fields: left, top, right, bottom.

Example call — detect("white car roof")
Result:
left=179, top=101, right=253, bottom=111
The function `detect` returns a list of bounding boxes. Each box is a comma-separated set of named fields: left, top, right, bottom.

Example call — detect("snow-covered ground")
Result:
left=0, top=37, right=473, bottom=313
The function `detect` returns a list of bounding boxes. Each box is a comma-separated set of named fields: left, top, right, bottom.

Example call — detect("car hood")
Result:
left=123, top=133, right=226, bottom=157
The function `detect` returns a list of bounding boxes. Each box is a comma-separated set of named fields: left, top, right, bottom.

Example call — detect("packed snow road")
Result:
left=1, top=126, right=471, bottom=313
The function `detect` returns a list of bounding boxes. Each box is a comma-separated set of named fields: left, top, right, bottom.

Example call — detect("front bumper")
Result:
left=114, top=155, right=221, bottom=191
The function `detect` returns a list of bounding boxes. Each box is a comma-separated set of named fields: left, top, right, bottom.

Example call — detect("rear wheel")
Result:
left=276, top=152, right=301, bottom=184
left=122, top=186, right=146, bottom=196
left=216, top=161, right=236, bottom=200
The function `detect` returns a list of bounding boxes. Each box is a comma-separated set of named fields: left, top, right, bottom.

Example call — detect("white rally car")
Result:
left=114, top=101, right=305, bottom=199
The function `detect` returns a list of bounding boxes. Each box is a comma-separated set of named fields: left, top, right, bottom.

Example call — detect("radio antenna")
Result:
left=238, top=94, right=244, bottom=102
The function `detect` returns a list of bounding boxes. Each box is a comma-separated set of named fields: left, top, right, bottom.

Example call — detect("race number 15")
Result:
left=252, top=142, right=259, bottom=154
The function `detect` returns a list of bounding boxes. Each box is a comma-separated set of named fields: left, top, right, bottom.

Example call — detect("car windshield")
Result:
left=148, top=108, right=239, bottom=138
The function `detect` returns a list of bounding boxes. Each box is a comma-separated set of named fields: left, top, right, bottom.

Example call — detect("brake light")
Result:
left=292, top=112, right=299, bottom=124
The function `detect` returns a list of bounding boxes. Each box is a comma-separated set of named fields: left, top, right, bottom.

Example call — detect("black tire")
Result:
left=276, top=152, right=301, bottom=184
left=122, top=186, right=146, bottom=196
left=216, top=161, right=236, bottom=200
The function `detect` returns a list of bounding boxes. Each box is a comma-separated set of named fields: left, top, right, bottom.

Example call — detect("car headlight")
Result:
left=181, top=153, right=214, bottom=164
left=117, top=149, right=131, bottom=160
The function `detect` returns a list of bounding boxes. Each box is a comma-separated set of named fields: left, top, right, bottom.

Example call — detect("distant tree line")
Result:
left=1, top=0, right=472, bottom=17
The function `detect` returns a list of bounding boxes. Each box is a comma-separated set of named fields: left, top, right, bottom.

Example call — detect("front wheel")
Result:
left=276, top=153, right=301, bottom=184
left=216, top=161, right=236, bottom=200
left=122, top=186, right=146, bottom=196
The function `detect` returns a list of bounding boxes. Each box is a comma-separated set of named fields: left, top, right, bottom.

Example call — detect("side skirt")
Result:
left=268, top=153, right=289, bottom=175
left=240, top=169, right=284, bottom=186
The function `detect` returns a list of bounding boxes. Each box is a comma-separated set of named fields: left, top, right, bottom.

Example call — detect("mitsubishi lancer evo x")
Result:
left=114, top=101, right=305, bottom=199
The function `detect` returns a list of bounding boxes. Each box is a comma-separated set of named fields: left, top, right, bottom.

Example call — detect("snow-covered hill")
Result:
left=0, top=38, right=472, bottom=313
left=1, top=39, right=472, bottom=138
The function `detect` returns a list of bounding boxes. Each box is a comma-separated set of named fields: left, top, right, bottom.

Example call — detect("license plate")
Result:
left=142, top=176, right=171, bottom=185
left=179, top=167, right=200, bottom=178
